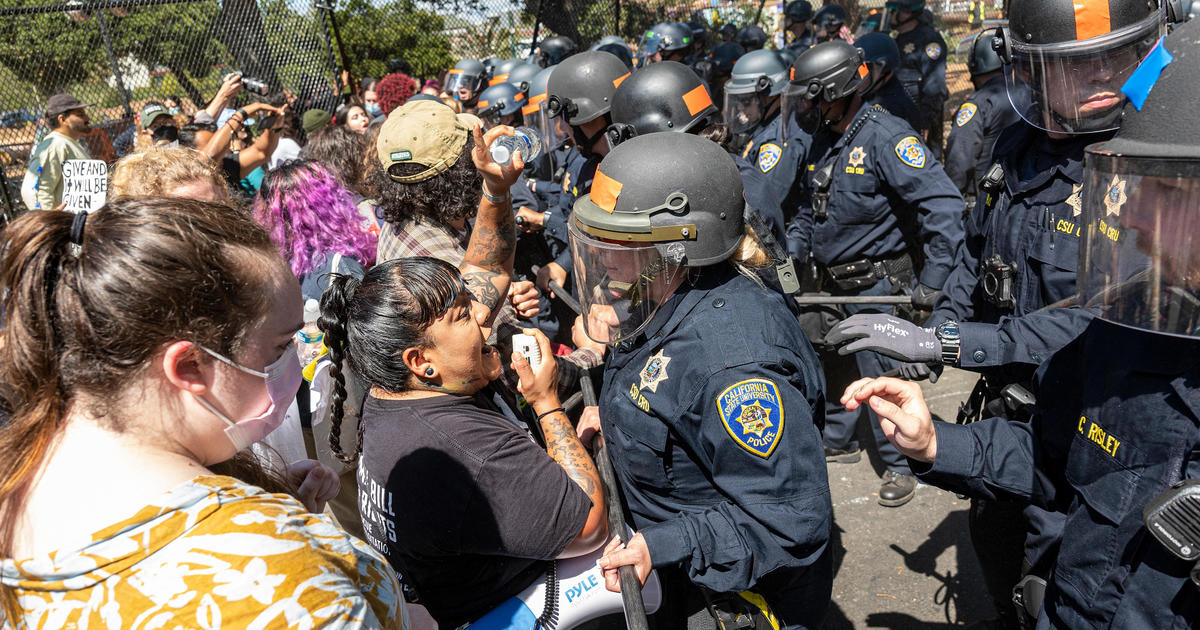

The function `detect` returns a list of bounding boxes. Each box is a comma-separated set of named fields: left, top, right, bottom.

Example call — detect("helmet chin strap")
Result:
left=1049, top=103, right=1123, bottom=134
left=573, top=123, right=609, bottom=156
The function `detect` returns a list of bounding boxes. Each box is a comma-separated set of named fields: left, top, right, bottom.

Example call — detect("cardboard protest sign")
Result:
left=61, top=159, right=108, bottom=213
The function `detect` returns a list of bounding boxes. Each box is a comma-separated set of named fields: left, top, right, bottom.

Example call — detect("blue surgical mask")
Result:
left=366, top=103, right=382, bottom=118
left=167, top=107, right=180, bottom=115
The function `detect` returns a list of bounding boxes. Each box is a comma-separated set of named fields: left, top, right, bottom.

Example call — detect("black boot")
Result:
left=878, top=470, right=916, bottom=507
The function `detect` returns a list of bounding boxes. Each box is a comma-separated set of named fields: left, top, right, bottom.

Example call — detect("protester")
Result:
left=362, top=77, right=382, bottom=118
left=20, top=92, right=92, bottom=210
left=109, top=145, right=234, bottom=204
left=335, top=102, right=371, bottom=133
left=0, top=197, right=407, bottom=628
left=375, top=72, right=417, bottom=117
left=253, top=160, right=377, bottom=302
left=319, top=124, right=606, bottom=628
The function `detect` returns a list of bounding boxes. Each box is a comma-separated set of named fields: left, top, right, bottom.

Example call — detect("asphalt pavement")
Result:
left=824, top=367, right=997, bottom=629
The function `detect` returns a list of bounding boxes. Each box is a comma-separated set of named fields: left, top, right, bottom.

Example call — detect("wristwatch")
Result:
left=935, top=320, right=962, bottom=366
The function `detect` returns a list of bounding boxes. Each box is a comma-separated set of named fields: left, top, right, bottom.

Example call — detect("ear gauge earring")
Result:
left=424, top=367, right=436, bottom=377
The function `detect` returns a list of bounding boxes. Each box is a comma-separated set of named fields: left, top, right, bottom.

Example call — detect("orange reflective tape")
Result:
left=515, top=92, right=524, bottom=102
left=489, top=74, right=509, bottom=86
left=477, top=99, right=490, bottom=108
left=522, top=103, right=539, bottom=115
left=448, top=68, right=464, bottom=75
left=682, top=84, right=713, bottom=116
left=591, top=168, right=623, bottom=214
left=1074, top=0, right=1112, bottom=40
left=790, top=67, right=795, bottom=81
left=613, top=72, right=630, bottom=89
left=857, top=63, right=869, bottom=79
left=529, top=93, right=547, bottom=106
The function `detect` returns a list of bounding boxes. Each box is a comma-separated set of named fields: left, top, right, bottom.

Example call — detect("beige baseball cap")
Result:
left=376, top=99, right=483, bottom=184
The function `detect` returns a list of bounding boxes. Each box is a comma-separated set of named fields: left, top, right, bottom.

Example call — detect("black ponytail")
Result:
left=318, top=272, right=359, bottom=463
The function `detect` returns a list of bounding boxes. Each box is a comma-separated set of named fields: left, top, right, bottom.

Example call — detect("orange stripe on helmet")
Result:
left=682, top=85, right=713, bottom=116
left=613, top=72, right=630, bottom=89
left=857, top=63, right=869, bottom=79
left=591, top=168, right=624, bottom=214
left=515, top=93, right=524, bottom=101
left=477, top=100, right=490, bottom=108
left=489, top=74, right=509, bottom=86
left=1074, top=0, right=1113, bottom=41
left=522, top=103, right=539, bottom=115
left=448, top=68, right=464, bottom=75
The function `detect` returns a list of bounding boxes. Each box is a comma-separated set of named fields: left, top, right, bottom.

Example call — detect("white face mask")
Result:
left=193, top=344, right=303, bottom=451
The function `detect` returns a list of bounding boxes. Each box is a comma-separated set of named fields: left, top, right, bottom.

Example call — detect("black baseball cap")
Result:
left=46, top=93, right=91, bottom=118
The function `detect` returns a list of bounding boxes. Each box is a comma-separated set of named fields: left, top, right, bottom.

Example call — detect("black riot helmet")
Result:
left=570, top=132, right=746, bottom=343
left=489, top=57, right=524, bottom=86
left=606, top=61, right=719, bottom=146
left=591, top=36, right=634, bottom=69
left=475, top=82, right=525, bottom=126
left=855, top=31, right=901, bottom=75
left=724, top=49, right=790, bottom=135
left=785, top=0, right=814, bottom=24
left=967, top=31, right=1003, bottom=76
left=532, top=35, right=578, bottom=67
left=507, top=63, right=541, bottom=96
left=710, top=41, right=746, bottom=72
left=482, top=57, right=503, bottom=76
left=638, top=22, right=694, bottom=65
left=813, top=4, right=848, bottom=41
left=719, top=23, right=738, bottom=40
left=735, top=24, right=768, bottom=50
left=995, top=0, right=1165, bottom=134
left=1078, top=17, right=1200, bottom=338
left=781, top=40, right=868, bottom=134
left=547, top=50, right=630, bottom=126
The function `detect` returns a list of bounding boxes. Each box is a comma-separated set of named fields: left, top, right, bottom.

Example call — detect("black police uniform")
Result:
left=894, top=22, right=948, bottom=158
left=927, top=122, right=1112, bottom=623
left=797, top=105, right=963, bottom=475
left=863, top=74, right=925, bottom=137
left=943, top=75, right=1026, bottom=198
left=543, top=147, right=599, bottom=277
left=916, top=317, right=1200, bottom=628
left=599, top=264, right=832, bottom=628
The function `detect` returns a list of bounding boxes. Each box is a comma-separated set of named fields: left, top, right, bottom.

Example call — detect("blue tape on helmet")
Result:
left=1121, top=36, right=1174, bottom=111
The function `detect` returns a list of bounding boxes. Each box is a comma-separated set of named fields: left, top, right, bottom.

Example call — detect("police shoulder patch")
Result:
left=716, top=378, right=784, bottom=458
left=925, top=42, right=942, bottom=59
left=757, top=143, right=782, bottom=173
left=895, top=136, right=926, bottom=168
left=955, top=102, right=978, bottom=127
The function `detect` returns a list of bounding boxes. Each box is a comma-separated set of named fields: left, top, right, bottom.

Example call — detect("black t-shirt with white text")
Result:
left=357, top=391, right=590, bottom=628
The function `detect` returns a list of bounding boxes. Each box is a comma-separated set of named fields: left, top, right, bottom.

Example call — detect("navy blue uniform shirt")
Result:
left=545, top=148, right=600, bottom=274
left=930, top=123, right=1111, bottom=369
left=599, top=265, right=831, bottom=600
left=943, top=75, right=1026, bottom=197
left=895, top=24, right=948, bottom=118
left=800, top=106, right=964, bottom=288
left=864, top=75, right=925, bottom=135
left=917, top=317, right=1200, bottom=629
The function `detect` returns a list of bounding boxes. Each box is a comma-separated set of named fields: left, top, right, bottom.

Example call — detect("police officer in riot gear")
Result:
left=843, top=20, right=1200, bottom=628
left=719, top=22, right=737, bottom=41
left=942, top=32, right=1028, bottom=200
left=827, top=0, right=1167, bottom=623
left=590, top=35, right=634, bottom=70
left=856, top=32, right=925, bottom=135
left=571, top=132, right=832, bottom=629
left=784, top=0, right=817, bottom=53
left=638, top=22, right=694, bottom=66
left=887, top=1, right=948, bottom=160
left=488, top=58, right=524, bottom=87
left=538, top=50, right=630, bottom=297
left=704, top=41, right=745, bottom=107
left=531, top=35, right=578, bottom=67
left=444, top=58, right=488, bottom=108
left=784, top=40, right=964, bottom=507
left=812, top=4, right=848, bottom=43
left=506, top=62, right=541, bottom=99
left=735, top=24, right=768, bottom=51
left=725, top=50, right=790, bottom=161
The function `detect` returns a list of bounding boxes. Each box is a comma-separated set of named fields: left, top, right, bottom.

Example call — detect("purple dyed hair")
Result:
left=253, top=160, right=377, bottom=278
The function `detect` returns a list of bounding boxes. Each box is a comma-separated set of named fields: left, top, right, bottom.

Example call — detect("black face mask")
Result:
left=151, top=124, right=179, bottom=143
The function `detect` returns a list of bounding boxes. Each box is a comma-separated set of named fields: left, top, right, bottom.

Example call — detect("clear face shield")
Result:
left=1078, top=156, right=1200, bottom=337
left=445, top=70, right=482, bottom=101
left=1003, top=16, right=1163, bottom=134
left=779, top=82, right=824, bottom=142
left=723, top=90, right=764, bottom=135
left=636, top=31, right=665, bottom=68
left=568, top=219, right=685, bottom=344
left=523, top=97, right=568, bottom=150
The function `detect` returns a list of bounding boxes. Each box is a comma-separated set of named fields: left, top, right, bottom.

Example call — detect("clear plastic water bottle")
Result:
left=489, top=126, right=542, bottom=166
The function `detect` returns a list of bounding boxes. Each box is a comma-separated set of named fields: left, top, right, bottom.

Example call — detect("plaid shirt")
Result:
left=376, top=217, right=601, bottom=370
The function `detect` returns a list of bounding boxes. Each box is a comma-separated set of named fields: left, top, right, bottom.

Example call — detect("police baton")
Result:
left=580, top=373, right=651, bottom=630
left=794, top=294, right=915, bottom=305
left=548, top=281, right=581, bottom=314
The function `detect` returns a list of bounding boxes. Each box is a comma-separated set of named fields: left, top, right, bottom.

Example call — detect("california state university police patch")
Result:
left=895, top=136, right=926, bottom=168
left=955, top=102, right=977, bottom=127
left=717, top=379, right=784, bottom=458
left=757, top=143, right=782, bottom=173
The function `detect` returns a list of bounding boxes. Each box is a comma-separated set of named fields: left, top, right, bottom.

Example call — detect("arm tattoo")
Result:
left=541, top=411, right=601, bottom=499
left=462, top=270, right=502, bottom=310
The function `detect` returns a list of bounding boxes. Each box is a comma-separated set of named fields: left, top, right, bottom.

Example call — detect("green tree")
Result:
left=335, top=0, right=454, bottom=80
left=0, top=1, right=109, bottom=103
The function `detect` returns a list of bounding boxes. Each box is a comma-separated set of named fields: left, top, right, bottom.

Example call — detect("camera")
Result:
left=239, top=75, right=271, bottom=96
left=981, top=254, right=1016, bottom=310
